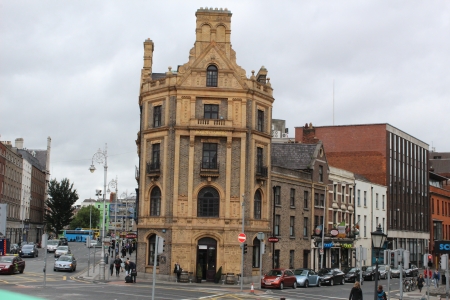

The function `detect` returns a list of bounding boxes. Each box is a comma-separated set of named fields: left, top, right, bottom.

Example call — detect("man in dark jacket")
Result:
left=127, top=260, right=137, bottom=283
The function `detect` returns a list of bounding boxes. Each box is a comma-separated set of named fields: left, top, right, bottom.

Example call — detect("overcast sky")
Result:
left=1, top=1, right=449, bottom=204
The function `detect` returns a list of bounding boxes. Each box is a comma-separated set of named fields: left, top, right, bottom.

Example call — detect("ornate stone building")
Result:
left=136, top=8, right=274, bottom=281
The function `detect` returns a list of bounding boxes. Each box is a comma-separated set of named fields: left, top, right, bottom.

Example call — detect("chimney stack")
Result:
left=15, top=138, right=24, bottom=149
left=302, top=123, right=319, bottom=144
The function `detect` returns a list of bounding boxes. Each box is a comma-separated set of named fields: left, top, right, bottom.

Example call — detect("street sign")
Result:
left=320, top=248, right=324, bottom=254
left=238, top=233, right=246, bottom=243
left=268, top=237, right=279, bottom=243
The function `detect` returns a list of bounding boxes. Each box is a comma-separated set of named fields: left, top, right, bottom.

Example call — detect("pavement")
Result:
left=77, top=264, right=448, bottom=300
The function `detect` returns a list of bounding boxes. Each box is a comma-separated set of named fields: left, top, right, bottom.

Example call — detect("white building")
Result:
left=20, top=159, right=32, bottom=222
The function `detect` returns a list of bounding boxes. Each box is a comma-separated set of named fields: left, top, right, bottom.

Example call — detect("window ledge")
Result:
left=290, top=206, right=295, bottom=209
left=303, top=208, right=310, bottom=211
left=290, top=236, right=295, bottom=239
left=303, top=237, right=309, bottom=240
left=275, top=204, right=281, bottom=208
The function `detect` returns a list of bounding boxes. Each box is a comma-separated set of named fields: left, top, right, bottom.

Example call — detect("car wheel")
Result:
left=74, top=266, right=76, bottom=272
left=292, top=282, right=297, bottom=289
left=54, top=268, right=57, bottom=272
left=10, top=268, right=14, bottom=275
left=317, top=280, right=321, bottom=287
left=341, top=278, right=345, bottom=285
left=304, top=280, right=309, bottom=288
left=279, top=282, right=284, bottom=290
left=330, top=279, right=334, bottom=286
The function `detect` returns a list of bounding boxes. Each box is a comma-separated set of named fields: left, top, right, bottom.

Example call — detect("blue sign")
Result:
left=435, top=241, right=450, bottom=253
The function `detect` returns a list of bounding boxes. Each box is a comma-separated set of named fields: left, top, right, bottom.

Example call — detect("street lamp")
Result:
left=89, top=144, right=108, bottom=281
left=371, top=224, right=387, bottom=300
left=107, top=177, right=118, bottom=238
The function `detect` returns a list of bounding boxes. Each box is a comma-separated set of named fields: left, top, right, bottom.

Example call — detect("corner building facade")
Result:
left=136, top=8, right=274, bottom=281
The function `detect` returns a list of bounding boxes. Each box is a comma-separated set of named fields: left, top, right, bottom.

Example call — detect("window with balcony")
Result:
left=197, top=187, right=219, bottom=217
left=206, top=65, right=218, bottom=87
left=153, top=105, right=161, bottom=127
left=257, top=109, right=264, bottom=132
left=204, top=104, right=219, bottom=119
left=202, top=143, right=217, bottom=169
left=254, top=190, right=261, bottom=219
left=150, top=187, right=161, bottom=216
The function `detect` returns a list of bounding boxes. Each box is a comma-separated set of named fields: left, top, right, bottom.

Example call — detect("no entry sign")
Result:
left=238, top=233, right=246, bottom=243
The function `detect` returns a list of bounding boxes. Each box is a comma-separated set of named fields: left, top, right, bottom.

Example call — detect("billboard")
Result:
left=0, top=204, right=7, bottom=237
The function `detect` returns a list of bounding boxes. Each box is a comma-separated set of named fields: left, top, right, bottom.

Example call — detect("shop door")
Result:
left=197, top=237, right=217, bottom=282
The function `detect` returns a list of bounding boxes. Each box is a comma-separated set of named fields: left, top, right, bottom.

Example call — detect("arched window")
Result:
left=254, top=190, right=261, bottom=219
left=150, top=187, right=161, bottom=216
left=206, top=65, right=218, bottom=87
left=252, top=237, right=260, bottom=268
left=197, top=187, right=219, bottom=217
left=147, top=234, right=159, bottom=266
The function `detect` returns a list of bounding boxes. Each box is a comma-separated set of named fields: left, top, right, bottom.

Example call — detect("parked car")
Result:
left=19, top=244, right=39, bottom=258
left=10, top=244, right=20, bottom=254
left=47, top=240, right=61, bottom=253
left=344, top=267, right=362, bottom=282
left=261, top=268, right=297, bottom=289
left=378, top=265, right=391, bottom=279
left=54, top=246, right=71, bottom=258
left=390, top=266, right=406, bottom=278
left=87, top=240, right=102, bottom=248
left=405, top=264, right=419, bottom=277
left=54, top=255, right=77, bottom=272
left=292, top=268, right=321, bottom=287
left=0, top=255, right=25, bottom=275
left=362, top=266, right=381, bottom=281
left=318, top=268, right=345, bottom=286
left=59, top=237, right=68, bottom=246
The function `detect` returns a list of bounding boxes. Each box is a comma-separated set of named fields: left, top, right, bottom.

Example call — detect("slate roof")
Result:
left=354, top=173, right=371, bottom=182
left=271, top=143, right=319, bottom=170
left=17, top=149, right=46, bottom=171
left=152, top=73, right=167, bottom=80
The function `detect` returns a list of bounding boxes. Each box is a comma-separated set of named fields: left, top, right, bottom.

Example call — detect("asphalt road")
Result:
left=0, top=243, right=422, bottom=299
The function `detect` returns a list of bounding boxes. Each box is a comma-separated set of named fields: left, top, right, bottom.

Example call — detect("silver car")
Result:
left=378, top=265, right=390, bottom=279
left=54, top=246, right=71, bottom=258
left=47, top=240, right=61, bottom=253
left=293, top=268, right=321, bottom=287
left=54, top=255, right=77, bottom=272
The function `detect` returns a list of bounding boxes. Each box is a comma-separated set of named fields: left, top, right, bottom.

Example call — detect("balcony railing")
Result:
left=256, top=165, right=268, bottom=179
left=147, top=161, right=161, bottom=177
left=200, top=161, right=219, bottom=177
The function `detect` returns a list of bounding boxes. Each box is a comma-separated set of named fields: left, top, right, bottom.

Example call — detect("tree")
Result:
left=44, top=178, right=78, bottom=236
left=69, top=206, right=100, bottom=229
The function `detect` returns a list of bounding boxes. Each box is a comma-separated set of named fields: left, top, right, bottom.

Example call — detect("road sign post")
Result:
left=238, top=233, right=246, bottom=243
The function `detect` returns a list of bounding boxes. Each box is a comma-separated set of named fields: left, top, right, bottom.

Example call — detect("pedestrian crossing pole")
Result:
left=42, top=234, right=48, bottom=288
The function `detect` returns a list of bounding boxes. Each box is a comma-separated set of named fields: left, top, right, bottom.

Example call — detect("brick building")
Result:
left=136, top=8, right=274, bottom=282
left=430, top=172, right=450, bottom=261
left=295, top=123, right=430, bottom=261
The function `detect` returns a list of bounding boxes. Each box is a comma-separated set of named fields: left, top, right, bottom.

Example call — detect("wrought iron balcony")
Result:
left=200, top=161, right=219, bottom=177
left=146, top=161, right=161, bottom=177
left=256, top=165, right=268, bottom=179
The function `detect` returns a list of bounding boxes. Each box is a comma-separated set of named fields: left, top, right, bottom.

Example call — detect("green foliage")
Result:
left=196, top=263, right=202, bottom=278
left=214, top=266, right=222, bottom=283
left=44, top=178, right=78, bottom=235
left=69, top=205, right=100, bottom=229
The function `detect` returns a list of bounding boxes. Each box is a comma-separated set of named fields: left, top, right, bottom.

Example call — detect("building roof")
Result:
left=271, top=143, right=320, bottom=170
left=17, top=149, right=45, bottom=171
left=152, top=73, right=167, bottom=80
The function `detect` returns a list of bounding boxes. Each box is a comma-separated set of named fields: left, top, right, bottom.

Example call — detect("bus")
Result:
left=82, top=228, right=100, bottom=240
left=64, top=229, right=94, bottom=242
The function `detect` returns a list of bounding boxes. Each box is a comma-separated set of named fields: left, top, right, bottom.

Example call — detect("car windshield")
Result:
left=22, top=245, right=33, bottom=249
left=294, top=269, right=309, bottom=276
left=0, top=257, right=14, bottom=262
left=366, top=267, right=373, bottom=271
left=57, top=246, right=68, bottom=250
left=267, top=270, right=282, bottom=276
left=48, top=241, right=59, bottom=245
left=379, top=266, right=386, bottom=271
left=58, top=256, right=72, bottom=262
left=349, top=268, right=359, bottom=272
left=318, top=269, right=332, bottom=275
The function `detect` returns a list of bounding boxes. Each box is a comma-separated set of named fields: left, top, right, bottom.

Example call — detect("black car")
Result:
left=405, top=264, right=419, bottom=277
left=59, top=237, right=68, bottom=246
left=19, top=244, right=39, bottom=258
left=344, top=267, right=362, bottom=282
left=318, top=268, right=345, bottom=286
left=362, top=266, right=381, bottom=281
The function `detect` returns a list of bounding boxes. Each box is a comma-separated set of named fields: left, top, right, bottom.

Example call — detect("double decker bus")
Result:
left=63, top=229, right=94, bottom=242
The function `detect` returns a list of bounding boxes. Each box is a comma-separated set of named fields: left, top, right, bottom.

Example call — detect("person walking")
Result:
left=124, top=257, right=130, bottom=275
left=173, top=262, right=182, bottom=282
left=376, top=285, right=387, bottom=300
left=114, top=255, right=121, bottom=277
left=433, top=269, right=440, bottom=288
left=121, top=247, right=127, bottom=258
left=417, top=274, right=425, bottom=292
left=348, top=281, right=363, bottom=300
left=110, top=261, right=114, bottom=276
left=127, top=260, right=137, bottom=283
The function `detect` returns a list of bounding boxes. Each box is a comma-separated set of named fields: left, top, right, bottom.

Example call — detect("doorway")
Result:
left=197, top=237, right=217, bottom=282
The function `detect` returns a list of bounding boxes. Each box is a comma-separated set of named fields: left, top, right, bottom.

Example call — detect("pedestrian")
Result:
left=115, top=246, right=119, bottom=257
left=376, top=285, right=387, bottom=300
left=121, top=247, right=127, bottom=258
left=128, top=244, right=132, bottom=255
left=127, top=260, right=137, bottom=283
left=110, top=261, right=114, bottom=276
left=424, top=269, right=432, bottom=286
left=124, top=257, right=130, bottom=275
left=348, top=281, right=363, bottom=300
left=173, top=262, right=182, bottom=282
left=433, top=269, right=440, bottom=288
left=120, top=257, right=125, bottom=272
left=108, top=245, right=111, bottom=256
left=417, top=274, right=425, bottom=292
left=114, top=255, right=121, bottom=277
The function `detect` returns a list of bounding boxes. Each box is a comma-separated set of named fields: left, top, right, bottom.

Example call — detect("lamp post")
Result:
left=107, top=177, right=118, bottom=238
left=371, top=224, right=387, bottom=300
left=89, top=144, right=108, bottom=281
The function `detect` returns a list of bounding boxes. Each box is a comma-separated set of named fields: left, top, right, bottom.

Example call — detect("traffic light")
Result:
left=243, top=243, right=248, bottom=254
left=441, top=254, right=448, bottom=270
left=428, top=254, right=433, bottom=268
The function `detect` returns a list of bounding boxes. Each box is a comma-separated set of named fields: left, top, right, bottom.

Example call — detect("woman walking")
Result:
left=114, top=255, right=121, bottom=277
left=417, top=274, right=425, bottom=292
left=349, top=281, right=363, bottom=300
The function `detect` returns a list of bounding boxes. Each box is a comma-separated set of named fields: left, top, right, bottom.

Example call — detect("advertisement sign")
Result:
left=435, top=241, right=450, bottom=253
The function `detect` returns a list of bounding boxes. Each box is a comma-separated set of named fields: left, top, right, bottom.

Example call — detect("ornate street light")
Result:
left=371, top=224, right=387, bottom=300
left=89, top=144, right=108, bottom=281
left=107, top=177, right=118, bottom=238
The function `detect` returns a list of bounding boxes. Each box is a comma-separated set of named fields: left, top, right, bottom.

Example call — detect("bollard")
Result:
left=250, top=283, right=254, bottom=294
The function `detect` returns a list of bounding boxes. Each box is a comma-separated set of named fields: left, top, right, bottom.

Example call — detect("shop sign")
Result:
left=330, top=229, right=338, bottom=236
left=340, top=243, right=353, bottom=249
left=268, top=237, right=279, bottom=243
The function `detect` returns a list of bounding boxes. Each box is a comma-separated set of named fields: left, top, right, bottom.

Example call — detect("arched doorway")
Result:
left=197, top=237, right=217, bottom=282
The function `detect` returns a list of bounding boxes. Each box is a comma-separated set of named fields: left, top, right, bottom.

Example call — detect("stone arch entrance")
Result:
left=197, top=237, right=217, bottom=282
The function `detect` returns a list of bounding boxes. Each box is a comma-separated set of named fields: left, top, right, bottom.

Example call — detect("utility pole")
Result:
left=241, top=194, right=245, bottom=292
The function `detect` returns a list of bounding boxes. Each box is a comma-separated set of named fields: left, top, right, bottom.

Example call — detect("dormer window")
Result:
left=206, top=65, right=218, bottom=87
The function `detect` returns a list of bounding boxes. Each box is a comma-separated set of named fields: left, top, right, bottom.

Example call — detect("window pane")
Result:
left=206, top=65, right=218, bottom=87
